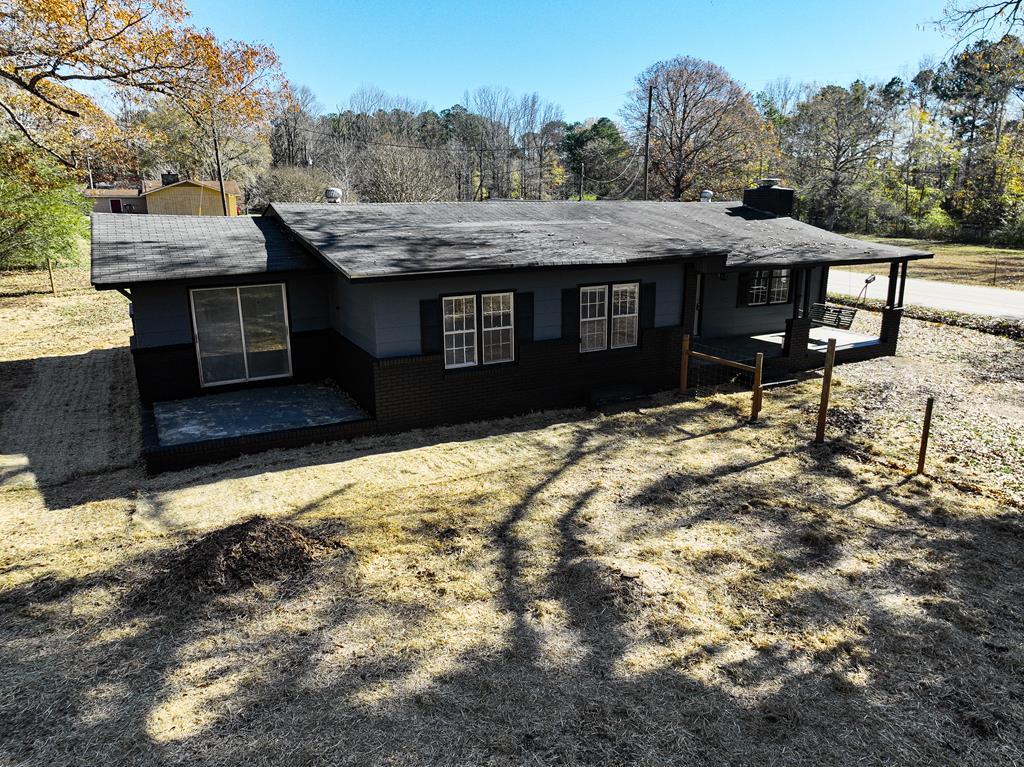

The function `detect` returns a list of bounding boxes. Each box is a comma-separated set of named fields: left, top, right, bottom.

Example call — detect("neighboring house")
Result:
left=90, top=181, right=932, bottom=471
left=84, top=188, right=147, bottom=214
left=83, top=175, right=243, bottom=216
left=141, top=179, right=242, bottom=216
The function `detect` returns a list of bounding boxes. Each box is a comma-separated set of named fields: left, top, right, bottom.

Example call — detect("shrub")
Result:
left=990, top=210, right=1024, bottom=248
left=910, top=206, right=957, bottom=241
left=0, top=137, right=89, bottom=269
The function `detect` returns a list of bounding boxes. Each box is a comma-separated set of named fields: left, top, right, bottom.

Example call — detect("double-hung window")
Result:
left=442, top=295, right=478, bottom=368
left=579, top=285, right=608, bottom=352
left=611, top=283, right=639, bottom=348
left=481, top=292, right=514, bottom=364
left=580, top=282, right=640, bottom=352
left=190, top=284, right=292, bottom=386
left=743, top=269, right=790, bottom=306
left=442, top=292, right=514, bottom=369
left=768, top=269, right=790, bottom=303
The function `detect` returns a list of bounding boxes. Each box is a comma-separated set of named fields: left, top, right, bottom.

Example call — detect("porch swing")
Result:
left=808, top=274, right=874, bottom=330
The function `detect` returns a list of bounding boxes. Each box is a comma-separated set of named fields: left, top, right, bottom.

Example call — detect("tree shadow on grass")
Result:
left=2, top=397, right=1023, bottom=765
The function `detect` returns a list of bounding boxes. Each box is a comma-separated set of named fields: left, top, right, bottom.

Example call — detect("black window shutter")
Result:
left=515, top=292, right=534, bottom=343
left=639, top=283, right=656, bottom=329
left=736, top=272, right=749, bottom=307
left=561, top=288, right=578, bottom=342
left=419, top=298, right=441, bottom=354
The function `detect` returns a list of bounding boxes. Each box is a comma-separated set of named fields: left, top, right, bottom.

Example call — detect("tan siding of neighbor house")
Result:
left=89, top=197, right=147, bottom=214
left=145, top=184, right=238, bottom=216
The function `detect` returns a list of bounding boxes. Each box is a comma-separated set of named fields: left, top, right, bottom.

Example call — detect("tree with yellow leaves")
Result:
left=0, top=0, right=283, bottom=209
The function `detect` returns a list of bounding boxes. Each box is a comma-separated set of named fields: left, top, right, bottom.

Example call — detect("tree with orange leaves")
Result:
left=0, top=0, right=283, bottom=195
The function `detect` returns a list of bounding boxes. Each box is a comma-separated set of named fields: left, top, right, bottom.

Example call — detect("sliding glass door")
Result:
left=190, top=284, right=292, bottom=386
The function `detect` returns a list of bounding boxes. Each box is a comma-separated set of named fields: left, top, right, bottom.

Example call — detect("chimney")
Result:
left=742, top=178, right=794, bottom=217
left=161, top=172, right=179, bottom=187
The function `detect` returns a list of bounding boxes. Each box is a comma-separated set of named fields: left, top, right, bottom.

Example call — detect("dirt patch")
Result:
left=824, top=406, right=867, bottom=434
left=142, top=517, right=346, bottom=602
left=832, top=314, right=1024, bottom=504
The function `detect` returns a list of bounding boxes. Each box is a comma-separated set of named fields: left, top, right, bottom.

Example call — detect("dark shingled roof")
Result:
left=91, top=201, right=932, bottom=287
left=267, top=201, right=931, bottom=280
left=90, top=213, right=318, bottom=287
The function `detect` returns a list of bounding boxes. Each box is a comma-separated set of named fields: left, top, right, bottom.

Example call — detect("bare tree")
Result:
left=356, top=144, right=453, bottom=202
left=622, top=56, right=769, bottom=199
left=785, top=82, right=887, bottom=230
left=940, top=1, right=1024, bottom=41
left=248, top=165, right=350, bottom=208
left=270, top=83, right=321, bottom=166
left=467, top=86, right=519, bottom=198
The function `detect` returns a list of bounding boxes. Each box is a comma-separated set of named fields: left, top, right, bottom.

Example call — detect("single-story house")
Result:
left=90, top=181, right=931, bottom=471
left=141, top=179, right=242, bottom=216
left=84, top=176, right=242, bottom=216
left=84, top=187, right=148, bottom=214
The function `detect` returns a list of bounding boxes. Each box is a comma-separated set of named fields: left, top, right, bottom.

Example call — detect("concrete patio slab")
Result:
left=752, top=326, right=880, bottom=353
left=153, top=384, right=368, bottom=447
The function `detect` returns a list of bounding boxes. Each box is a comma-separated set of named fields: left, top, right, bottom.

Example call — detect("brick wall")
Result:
left=371, top=326, right=684, bottom=430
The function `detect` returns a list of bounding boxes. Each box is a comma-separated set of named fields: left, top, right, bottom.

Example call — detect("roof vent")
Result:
left=325, top=187, right=343, bottom=204
left=699, top=189, right=714, bottom=203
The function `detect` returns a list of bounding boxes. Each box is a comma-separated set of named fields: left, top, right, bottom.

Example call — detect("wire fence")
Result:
left=687, top=339, right=758, bottom=392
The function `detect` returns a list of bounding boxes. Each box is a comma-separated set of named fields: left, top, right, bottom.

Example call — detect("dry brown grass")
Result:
left=837, top=236, right=1024, bottom=290
left=2, top=266, right=1023, bottom=766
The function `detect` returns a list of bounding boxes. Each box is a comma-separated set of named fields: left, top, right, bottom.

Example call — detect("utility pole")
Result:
left=538, top=141, right=544, bottom=200
left=643, top=85, right=653, bottom=201
left=579, top=162, right=584, bottom=201
left=211, top=114, right=229, bottom=216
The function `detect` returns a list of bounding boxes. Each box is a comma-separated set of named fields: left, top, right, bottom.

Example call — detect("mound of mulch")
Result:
left=825, top=406, right=867, bottom=434
left=142, top=516, right=346, bottom=602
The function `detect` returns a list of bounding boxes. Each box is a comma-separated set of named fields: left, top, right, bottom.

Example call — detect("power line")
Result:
left=581, top=142, right=643, bottom=185
left=288, top=123, right=535, bottom=155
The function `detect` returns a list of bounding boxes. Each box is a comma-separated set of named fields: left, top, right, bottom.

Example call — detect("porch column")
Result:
left=681, top=264, right=700, bottom=336
left=783, top=267, right=812, bottom=358
left=880, top=259, right=905, bottom=346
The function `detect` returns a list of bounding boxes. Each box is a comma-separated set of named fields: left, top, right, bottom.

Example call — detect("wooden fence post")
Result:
left=680, top=334, right=690, bottom=392
left=46, top=256, right=56, bottom=296
left=917, top=396, right=935, bottom=475
left=814, top=338, right=837, bottom=443
left=749, top=352, right=764, bottom=422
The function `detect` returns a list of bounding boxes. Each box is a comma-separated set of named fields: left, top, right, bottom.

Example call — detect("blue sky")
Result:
left=186, top=0, right=952, bottom=121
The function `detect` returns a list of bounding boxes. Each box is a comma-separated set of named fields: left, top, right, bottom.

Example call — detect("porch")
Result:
left=685, top=257, right=911, bottom=370
left=143, top=383, right=374, bottom=472
left=697, top=326, right=882, bottom=364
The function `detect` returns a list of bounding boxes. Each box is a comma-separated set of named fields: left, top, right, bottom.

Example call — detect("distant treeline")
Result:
left=94, top=37, right=1024, bottom=246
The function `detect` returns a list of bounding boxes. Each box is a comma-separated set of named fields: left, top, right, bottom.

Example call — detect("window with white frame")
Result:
left=442, top=295, right=477, bottom=368
left=481, top=292, right=514, bottom=364
left=611, top=282, right=639, bottom=348
left=190, top=284, right=291, bottom=386
left=579, top=285, right=608, bottom=352
left=769, top=269, right=790, bottom=303
left=743, top=269, right=790, bottom=306
left=580, top=283, right=640, bottom=352
left=746, top=270, right=770, bottom=306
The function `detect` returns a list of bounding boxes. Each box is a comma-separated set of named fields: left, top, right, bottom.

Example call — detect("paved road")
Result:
left=828, top=269, right=1024, bottom=320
